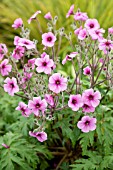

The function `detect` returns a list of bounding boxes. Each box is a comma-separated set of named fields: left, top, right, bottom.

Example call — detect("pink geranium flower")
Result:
left=62, top=52, right=78, bottom=65
left=28, top=10, right=41, bottom=24
left=49, top=73, right=67, bottom=93
left=82, top=89, right=101, bottom=108
left=42, top=32, right=56, bottom=47
left=78, top=28, right=88, bottom=40
left=66, top=4, right=74, bottom=18
left=74, top=11, right=88, bottom=21
left=99, top=39, right=113, bottom=54
left=4, top=77, right=19, bottom=96
left=85, top=19, right=100, bottom=31
left=18, top=38, right=36, bottom=49
left=28, top=97, right=47, bottom=116
left=12, top=46, right=25, bottom=60
left=83, top=66, right=92, bottom=75
left=0, top=44, right=8, bottom=60
left=16, top=102, right=31, bottom=117
left=45, top=94, right=54, bottom=106
left=108, top=27, right=113, bottom=34
left=82, top=103, right=95, bottom=113
left=35, top=55, right=54, bottom=74
left=77, top=116, right=96, bottom=133
left=12, top=18, right=23, bottom=29
left=0, top=59, right=12, bottom=76
left=68, top=94, right=83, bottom=111
left=29, top=131, right=47, bottom=142
left=74, top=26, right=83, bottom=35
left=89, top=28, right=105, bottom=40
left=44, top=12, right=52, bottom=20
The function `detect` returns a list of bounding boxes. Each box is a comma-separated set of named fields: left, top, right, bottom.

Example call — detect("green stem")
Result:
left=94, top=54, right=108, bottom=85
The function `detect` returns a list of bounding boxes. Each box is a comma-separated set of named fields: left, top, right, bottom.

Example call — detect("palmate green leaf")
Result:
left=53, top=116, right=74, bottom=140
left=35, top=143, right=53, bottom=159
left=0, top=90, right=21, bottom=126
left=70, top=127, right=81, bottom=147
left=10, top=154, right=33, bottom=170
left=11, top=145, right=40, bottom=166
left=52, top=110, right=81, bottom=146
left=1, top=152, right=33, bottom=170
left=70, top=151, right=102, bottom=170
left=103, top=123, right=113, bottom=155
left=0, top=131, right=53, bottom=170
left=0, top=132, right=39, bottom=169
left=71, top=159, right=96, bottom=170
left=100, top=154, right=113, bottom=169
left=9, top=114, right=34, bottom=136
left=1, top=152, right=15, bottom=170
left=71, top=151, right=113, bottom=170
left=96, top=118, right=113, bottom=155
left=53, top=116, right=72, bottom=129
left=79, top=131, right=95, bottom=155
left=96, top=122, right=102, bottom=144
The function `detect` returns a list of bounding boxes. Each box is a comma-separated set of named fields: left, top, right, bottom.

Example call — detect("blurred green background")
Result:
left=0, top=0, right=113, bottom=47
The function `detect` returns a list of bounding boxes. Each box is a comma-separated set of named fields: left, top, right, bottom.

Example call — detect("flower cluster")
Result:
left=68, top=88, right=101, bottom=132
left=73, top=15, right=113, bottom=54
left=1, top=4, right=113, bottom=143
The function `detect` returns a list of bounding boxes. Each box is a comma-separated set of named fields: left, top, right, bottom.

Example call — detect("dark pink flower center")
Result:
left=37, top=133, right=41, bottom=137
left=35, top=103, right=41, bottom=108
left=10, top=83, right=15, bottom=88
left=86, top=70, right=90, bottom=74
left=24, top=41, right=29, bottom=45
left=85, top=120, right=90, bottom=125
left=67, top=56, right=72, bottom=60
left=72, top=99, right=77, bottom=104
left=17, top=23, right=21, bottom=27
left=103, top=67, right=107, bottom=71
left=90, top=23, right=94, bottom=28
left=23, top=76, right=29, bottom=83
left=96, top=31, right=99, bottom=35
left=15, top=49, right=20, bottom=54
left=47, top=37, right=52, bottom=42
left=21, top=107, right=26, bottom=112
left=105, top=41, right=110, bottom=46
left=89, top=95, right=94, bottom=100
left=55, top=80, right=60, bottom=85
left=43, top=62, right=47, bottom=66
left=83, top=104, right=89, bottom=109
left=69, top=11, right=73, bottom=15
left=1, top=64, right=6, bottom=69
